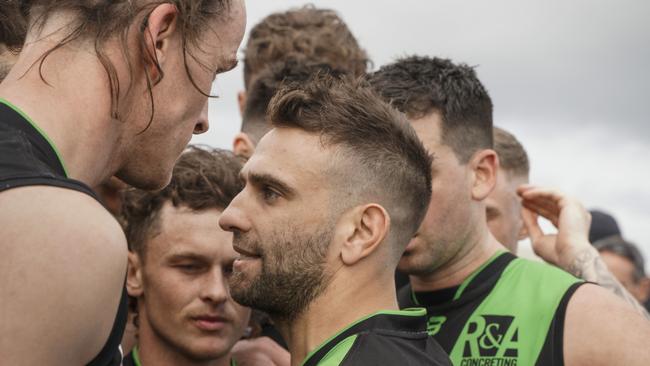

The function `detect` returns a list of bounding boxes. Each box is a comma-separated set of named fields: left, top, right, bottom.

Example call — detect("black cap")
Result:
left=589, top=209, right=621, bottom=243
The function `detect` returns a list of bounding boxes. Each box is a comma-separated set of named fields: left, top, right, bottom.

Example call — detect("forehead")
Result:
left=202, top=0, right=246, bottom=65
left=243, top=127, right=331, bottom=188
left=147, top=203, right=235, bottom=261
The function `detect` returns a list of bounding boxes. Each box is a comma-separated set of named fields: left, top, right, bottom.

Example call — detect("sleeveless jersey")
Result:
left=398, top=251, right=584, bottom=366
left=0, top=99, right=128, bottom=366
left=301, top=309, right=451, bottom=365
left=123, top=346, right=238, bottom=366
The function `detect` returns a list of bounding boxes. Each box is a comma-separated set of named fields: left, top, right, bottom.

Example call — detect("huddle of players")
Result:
left=1, top=2, right=650, bottom=366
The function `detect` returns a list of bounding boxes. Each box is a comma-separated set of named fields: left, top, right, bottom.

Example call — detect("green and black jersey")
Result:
left=123, top=347, right=237, bottom=366
left=398, top=252, right=584, bottom=366
left=301, top=309, right=452, bottom=365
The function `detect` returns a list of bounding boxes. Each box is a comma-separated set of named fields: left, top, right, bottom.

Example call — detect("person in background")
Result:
left=233, top=4, right=368, bottom=157
left=369, top=55, right=650, bottom=366
left=593, top=235, right=650, bottom=306
left=121, top=146, right=255, bottom=366
left=485, top=126, right=529, bottom=252
left=589, top=209, right=622, bottom=243
left=219, top=74, right=451, bottom=366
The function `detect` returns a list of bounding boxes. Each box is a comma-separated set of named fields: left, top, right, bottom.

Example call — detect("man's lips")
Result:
left=233, top=245, right=261, bottom=258
left=192, top=315, right=229, bottom=331
left=405, top=234, right=419, bottom=252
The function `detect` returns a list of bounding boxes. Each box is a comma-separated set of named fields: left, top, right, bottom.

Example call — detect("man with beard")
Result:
left=219, top=74, right=451, bottom=366
left=121, top=147, right=252, bottom=366
left=368, top=56, right=650, bottom=366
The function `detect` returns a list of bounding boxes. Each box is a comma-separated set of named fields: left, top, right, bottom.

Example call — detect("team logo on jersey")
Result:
left=459, top=315, right=519, bottom=365
left=426, top=315, right=447, bottom=335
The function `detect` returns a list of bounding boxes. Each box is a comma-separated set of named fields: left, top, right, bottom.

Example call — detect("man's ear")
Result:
left=470, top=149, right=498, bottom=201
left=237, top=91, right=247, bottom=116
left=126, top=251, right=144, bottom=298
left=517, top=221, right=529, bottom=241
left=233, top=132, right=255, bottom=159
left=339, top=204, right=390, bottom=266
left=141, top=3, right=179, bottom=83
left=638, top=277, right=650, bottom=303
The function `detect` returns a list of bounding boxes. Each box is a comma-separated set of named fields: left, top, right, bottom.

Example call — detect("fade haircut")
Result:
left=368, top=56, right=493, bottom=163
left=494, top=126, right=530, bottom=178
left=122, top=146, right=243, bottom=257
left=268, top=74, right=433, bottom=253
left=242, top=60, right=347, bottom=143
left=594, top=235, right=646, bottom=283
left=243, top=4, right=368, bottom=88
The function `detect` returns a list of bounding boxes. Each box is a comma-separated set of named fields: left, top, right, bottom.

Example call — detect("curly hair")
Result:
left=243, top=4, right=369, bottom=88
left=242, top=59, right=348, bottom=143
left=368, top=56, right=493, bottom=163
left=121, top=145, right=243, bottom=256
left=0, top=0, right=27, bottom=51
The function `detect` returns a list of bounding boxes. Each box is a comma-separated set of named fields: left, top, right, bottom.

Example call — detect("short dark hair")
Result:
left=242, top=60, right=347, bottom=143
left=121, top=146, right=243, bottom=257
left=594, top=235, right=646, bottom=283
left=243, top=5, right=368, bottom=88
left=493, top=126, right=530, bottom=178
left=368, top=56, right=493, bottom=163
left=268, top=73, right=433, bottom=251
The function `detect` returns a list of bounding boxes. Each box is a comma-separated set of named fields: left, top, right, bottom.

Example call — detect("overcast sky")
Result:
left=192, top=0, right=650, bottom=262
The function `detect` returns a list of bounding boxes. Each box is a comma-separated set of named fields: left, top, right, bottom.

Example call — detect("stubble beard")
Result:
left=229, top=225, right=334, bottom=323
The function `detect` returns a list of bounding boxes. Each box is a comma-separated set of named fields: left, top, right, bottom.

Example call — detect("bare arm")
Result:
left=0, top=187, right=128, bottom=365
left=568, top=246, right=650, bottom=319
left=564, top=284, right=650, bottom=366
left=518, top=185, right=650, bottom=319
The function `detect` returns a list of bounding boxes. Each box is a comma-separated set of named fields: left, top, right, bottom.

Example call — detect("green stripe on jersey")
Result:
left=0, top=98, right=69, bottom=177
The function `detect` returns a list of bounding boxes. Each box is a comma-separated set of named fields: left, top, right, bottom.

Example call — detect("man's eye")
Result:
left=223, top=263, right=234, bottom=277
left=261, top=186, right=280, bottom=202
left=176, top=264, right=202, bottom=273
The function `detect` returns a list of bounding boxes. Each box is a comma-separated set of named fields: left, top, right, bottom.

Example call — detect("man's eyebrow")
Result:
left=166, top=252, right=210, bottom=263
left=244, top=170, right=296, bottom=197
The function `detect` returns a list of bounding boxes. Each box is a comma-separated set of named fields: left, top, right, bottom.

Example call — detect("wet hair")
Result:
left=242, top=59, right=347, bottom=143
left=121, top=145, right=243, bottom=257
left=494, top=126, right=529, bottom=178
left=21, top=0, right=232, bottom=125
left=594, top=235, right=646, bottom=283
left=268, top=73, right=433, bottom=253
left=0, top=0, right=27, bottom=50
left=243, top=4, right=368, bottom=88
left=368, top=55, right=493, bottom=163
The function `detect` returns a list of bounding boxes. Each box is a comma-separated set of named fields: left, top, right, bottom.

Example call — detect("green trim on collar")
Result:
left=453, top=250, right=507, bottom=300
left=132, top=346, right=143, bottom=366
left=0, top=98, right=69, bottom=177
left=300, top=308, right=425, bottom=365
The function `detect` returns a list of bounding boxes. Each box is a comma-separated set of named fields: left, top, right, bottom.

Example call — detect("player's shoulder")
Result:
left=0, top=184, right=126, bottom=255
left=341, top=329, right=451, bottom=365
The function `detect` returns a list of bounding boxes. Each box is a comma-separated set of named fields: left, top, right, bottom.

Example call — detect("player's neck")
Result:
left=276, top=270, right=398, bottom=366
left=136, top=318, right=231, bottom=366
left=0, top=40, right=124, bottom=187
left=410, top=225, right=505, bottom=292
